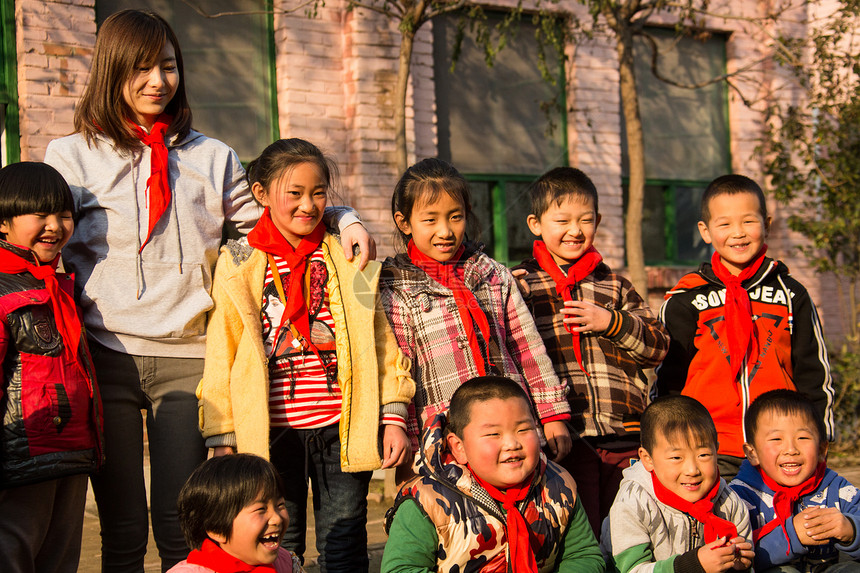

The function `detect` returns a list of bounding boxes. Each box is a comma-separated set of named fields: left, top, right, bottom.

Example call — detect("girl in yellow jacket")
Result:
left=197, top=138, right=414, bottom=572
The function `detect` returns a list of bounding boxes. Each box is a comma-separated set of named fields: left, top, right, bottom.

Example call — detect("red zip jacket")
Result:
left=653, top=257, right=834, bottom=457
left=0, top=241, right=104, bottom=488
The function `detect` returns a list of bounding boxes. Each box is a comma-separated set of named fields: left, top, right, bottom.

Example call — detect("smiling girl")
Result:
left=379, top=158, right=572, bottom=470
left=197, top=138, right=414, bottom=572
left=43, top=10, right=371, bottom=572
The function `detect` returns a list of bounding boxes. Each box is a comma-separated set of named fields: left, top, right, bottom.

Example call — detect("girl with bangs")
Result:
left=379, top=158, right=572, bottom=477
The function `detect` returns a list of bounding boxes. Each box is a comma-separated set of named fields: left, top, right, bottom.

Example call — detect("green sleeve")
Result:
left=555, top=498, right=607, bottom=572
left=380, top=499, right=438, bottom=573
left=610, top=542, right=676, bottom=573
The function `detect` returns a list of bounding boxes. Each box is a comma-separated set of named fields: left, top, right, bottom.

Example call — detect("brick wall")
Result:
left=16, top=0, right=94, bottom=161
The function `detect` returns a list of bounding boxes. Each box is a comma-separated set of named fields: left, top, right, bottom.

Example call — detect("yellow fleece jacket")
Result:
left=197, top=234, right=414, bottom=472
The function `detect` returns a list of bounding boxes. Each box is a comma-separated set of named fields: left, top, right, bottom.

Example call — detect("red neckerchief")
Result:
left=407, top=240, right=492, bottom=376
left=753, top=461, right=826, bottom=551
left=129, top=114, right=173, bottom=253
left=650, top=470, right=738, bottom=544
left=710, top=246, right=768, bottom=379
left=185, top=538, right=276, bottom=572
left=532, top=240, right=603, bottom=375
left=0, top=243, right=86, bottom=379
left=470, top=468, right=538, bottom=573
left=247, top=208, right=326, bottom=357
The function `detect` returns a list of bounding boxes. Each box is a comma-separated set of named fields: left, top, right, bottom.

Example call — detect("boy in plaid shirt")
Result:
left=512, top=167, right=669, bottom=535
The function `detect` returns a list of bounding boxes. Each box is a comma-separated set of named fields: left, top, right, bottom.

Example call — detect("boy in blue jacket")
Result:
left=730, top=389, right=860, bottom=571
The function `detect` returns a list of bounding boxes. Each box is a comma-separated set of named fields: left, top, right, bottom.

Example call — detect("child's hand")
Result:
left=510, top=268, right=530, bottom=296
left=212, top=446, right=235, bottom=457
left=562, top=301, right=612, bottom=334
left=726, top=536, right=754, bottom=570
left=542, top=421, right=571, bottom=462
left=795, top=506, right=855, bottom=545
left=697, top=537, right=745, bottom=572
left=341, top=222, right=377, bottom=270
left=380, top=425, right=411, bottom=469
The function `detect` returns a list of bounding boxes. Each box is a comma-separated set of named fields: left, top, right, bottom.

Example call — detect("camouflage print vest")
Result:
left=385, top=413, right=578, bottom=572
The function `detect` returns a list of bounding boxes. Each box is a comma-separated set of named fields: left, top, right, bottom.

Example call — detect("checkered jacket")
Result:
left=512, top=260, right=669, bottom=441
left=379, top=244, right=570, bottom=438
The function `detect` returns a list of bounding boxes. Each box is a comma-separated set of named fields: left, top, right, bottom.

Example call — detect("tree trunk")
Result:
left=394, top=28, right=416, bottom=174
left=616, top=26, right=649, bottom=301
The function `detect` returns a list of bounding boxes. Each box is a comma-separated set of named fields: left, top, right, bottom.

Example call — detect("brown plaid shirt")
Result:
left=512, top=260, right=669, bottom=441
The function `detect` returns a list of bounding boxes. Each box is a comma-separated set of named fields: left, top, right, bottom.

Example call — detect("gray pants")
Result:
left=88, top=341, right=206, bottom=573
left=0, top=474, right=88, bottom=573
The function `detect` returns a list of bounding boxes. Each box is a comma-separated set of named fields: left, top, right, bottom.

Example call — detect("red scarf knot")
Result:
left=186, top=538, right=277, bottom=572
left=753, top=461, right=826, bottom=553
left=0, top=242, right=86, bottom=380
left=129, top=114, right=173, bottom=253
left=471, top=468, right=539, bottom=573
left=248, top=209, right=326, bottom=359
left=710, top=246, right=768, bottom=380
left=650, top=470, right=738, bottom=544
left=407, top=240, right=493, bottom=376
left=532, top=240, right=603, bottom=375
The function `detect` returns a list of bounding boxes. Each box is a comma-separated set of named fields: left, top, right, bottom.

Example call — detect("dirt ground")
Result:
left=75, top=457, right=860, bottom=573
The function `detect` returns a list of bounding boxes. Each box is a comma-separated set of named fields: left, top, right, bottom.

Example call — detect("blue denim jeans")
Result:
left=89, top=341, right=207, bottom=573
left=269, top=424, right=372, bottom=573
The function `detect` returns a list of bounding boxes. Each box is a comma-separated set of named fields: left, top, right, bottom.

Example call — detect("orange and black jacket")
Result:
left=653, top=257, right=834, bottom=457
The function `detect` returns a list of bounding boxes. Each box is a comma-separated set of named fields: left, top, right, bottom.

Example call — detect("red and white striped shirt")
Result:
left=262, top=251, right=405, bottom=430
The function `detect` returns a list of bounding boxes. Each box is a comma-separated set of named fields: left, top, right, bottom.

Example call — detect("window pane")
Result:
left=675, top=185, right=709, bottom=262
left=504, top=181, right=534, bottom=264
left=434, top=14, right=565, bottom=174
left=641, top=184, right=667, bottom=263
left=622, top=28, right=729, bottom=181
left=97, top=0, right=273, bottom=161
left=468, top=180, right=495, bottom=253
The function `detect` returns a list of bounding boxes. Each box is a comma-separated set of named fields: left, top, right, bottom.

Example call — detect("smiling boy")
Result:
left=381, top=376, right=604, bottom=572
left=601, top=395, right=754, bottom=573
left=654, top=174, right=834, bottom=480
left=729, top=389, right=860, bottom=571
left=512, top=167, right=669, bottom=534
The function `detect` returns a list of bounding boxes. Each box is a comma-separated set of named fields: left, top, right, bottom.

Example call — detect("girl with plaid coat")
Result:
left=379, top=158, right=572, bottom=463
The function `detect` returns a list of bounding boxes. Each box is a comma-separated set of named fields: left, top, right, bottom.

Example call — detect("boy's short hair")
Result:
left=447, top=376, right=533, bottom=439
left=641, top=395, right=718, bottom=453
left=0, top=162, right=74, bottom=228
left=744, top=389, right=826, bottom=443
left=701, top=174, right=768, bottom=223
left=177, top=454, right=284, bottom=550
left=528, top=167, right=599, bottom=219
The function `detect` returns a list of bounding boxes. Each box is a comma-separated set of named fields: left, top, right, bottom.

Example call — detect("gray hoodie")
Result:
left=45, top=131, right=356, bottom=358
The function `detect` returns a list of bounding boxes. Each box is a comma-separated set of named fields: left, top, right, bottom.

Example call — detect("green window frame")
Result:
left=0, top=0, right=20, bottom=165
left=434, top=12, right=568, bottom=265
left=622, top=27, right=731, bottom=266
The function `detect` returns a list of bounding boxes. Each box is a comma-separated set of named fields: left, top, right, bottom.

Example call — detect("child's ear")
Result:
left=595, top=212, right=602, bottom=230
left=697, top=220, right=713, bottom=245
left=526, top=214, right=542, bottom=238
left=638, top=446, right=654, bottom=472
left=819, top=439, right=829, bottom=462
left=251, top=182, right=269, bottom=207
left=446, top=432, right=469, bottom=465
left=742, top=442, right=760, bottom=466
left=764, top=215, right=772, bottom=237
left=206, top=530, right=227, bottom=544
left=393, top=211, right=411, bottom=237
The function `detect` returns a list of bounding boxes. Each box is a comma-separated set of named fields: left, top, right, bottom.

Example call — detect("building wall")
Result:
left=12, top=0, right=847, bottom=341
